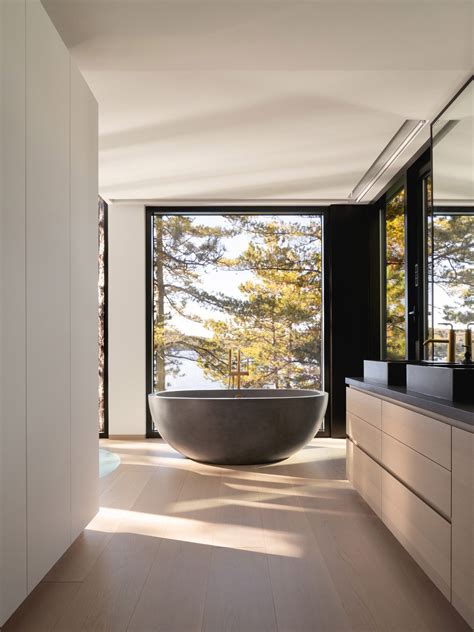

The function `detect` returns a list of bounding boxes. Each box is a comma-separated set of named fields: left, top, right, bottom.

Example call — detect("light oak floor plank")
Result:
left=52, top=532, right=159, bottom=632
left=128, top=464, right=221, bottom=631
left=300, top=472, right=468, bottom=631
left=3, top=439, right=470, bottom=632
left=259, top=466, right=351, bottom=632
left=201, top=546, right=277, bottom=632
left=3, top=582, right=82, bottom=632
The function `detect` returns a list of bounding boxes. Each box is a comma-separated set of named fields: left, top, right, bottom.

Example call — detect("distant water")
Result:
left=166, top=356, right=224, bottom=390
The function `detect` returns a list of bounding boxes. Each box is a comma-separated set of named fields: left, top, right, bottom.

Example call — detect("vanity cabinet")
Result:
left=451, top=428, right=474, bottom=628
left=346, top=412, right=381, bottom=461
left=381, top=432, right=451, bottom=519
left=381, top=468, right=451, bottom=599
left=347, top=387, right=382, bottom=428
left=346, top=386, right=473, bottom=627
left=346, top=440, right=382, bottom=518
left=381, top=400, right=451, bottom=469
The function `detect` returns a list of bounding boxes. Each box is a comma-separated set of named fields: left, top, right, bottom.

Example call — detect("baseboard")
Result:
left=107, top=434, right=147, bottom=440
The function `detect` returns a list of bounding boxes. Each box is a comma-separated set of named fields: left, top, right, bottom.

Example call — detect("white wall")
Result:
left=26, top=0, right=72, bottom=589
left=70, top=62, right=100, bottom=541
left=0, top=0, right=99, bottom=623
left=108, top=203, right=146, bottom=436
left=0, top=0, right=27, bottom=620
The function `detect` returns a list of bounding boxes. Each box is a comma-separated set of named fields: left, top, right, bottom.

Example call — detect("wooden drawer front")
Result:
left=381, top=470, right=451, bottom=599
left=352, top=444, right=382, bottom=518
left=347, top=413, right=381, bottom=461
left=346, top=438, right=354, bottom=482
left=346, top=388, right=381, bottom=428
left=382, top=433, right=451, bottom=518
left=451, top=428, right=474, bottom=628
left=382, top=401, right=451, bottom=470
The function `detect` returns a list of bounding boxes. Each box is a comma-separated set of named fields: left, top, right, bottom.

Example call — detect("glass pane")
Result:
left=98, top=198, right=107, bottom=434
left=151, top=214, right=323, bottom=424
left=425, top=175, right=434, bottom=344
left=426, top=211, right=474, bottom=361
left=385, top=188, right=406, bottom=359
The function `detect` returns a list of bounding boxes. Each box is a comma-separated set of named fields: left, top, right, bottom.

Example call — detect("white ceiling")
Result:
left=42, top=0, right=473, bottom=204
left=433, top=80, right=473, bottom=205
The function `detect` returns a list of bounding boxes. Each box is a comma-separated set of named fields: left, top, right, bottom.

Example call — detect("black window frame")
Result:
left=376, top=144, right=431, bottom=361
left=145, top=206, right=330, bottom=438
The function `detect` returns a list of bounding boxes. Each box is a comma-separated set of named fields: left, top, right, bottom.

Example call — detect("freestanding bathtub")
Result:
left=148, top=389, right=328, bottom=465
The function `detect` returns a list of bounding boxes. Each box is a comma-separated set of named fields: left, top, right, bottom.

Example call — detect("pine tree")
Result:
left=197, top=216, right=323, bottom=389
left=152, top=215, right=232, bottom=390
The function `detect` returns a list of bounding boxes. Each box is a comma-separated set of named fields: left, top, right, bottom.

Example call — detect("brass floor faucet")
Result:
left=228, top=349, right=249, bottom=395
left=423, top=323, right=456, bottom=363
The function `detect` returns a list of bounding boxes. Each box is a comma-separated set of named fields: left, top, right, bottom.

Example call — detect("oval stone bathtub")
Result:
left=148, top=389, right=328, bottom=465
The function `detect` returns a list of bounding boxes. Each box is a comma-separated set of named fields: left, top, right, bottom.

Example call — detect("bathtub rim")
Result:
left=149, top=388, right=327, bottom=401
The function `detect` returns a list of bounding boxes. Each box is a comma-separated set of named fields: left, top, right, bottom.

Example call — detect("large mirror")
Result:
left=427, top=79, right=474, bottom=360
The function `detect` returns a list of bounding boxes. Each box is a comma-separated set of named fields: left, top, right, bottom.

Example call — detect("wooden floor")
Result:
left=4, top=439, right=470, bottom=632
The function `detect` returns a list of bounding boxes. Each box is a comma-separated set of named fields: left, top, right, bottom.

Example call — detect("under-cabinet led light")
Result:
left=350, top=119, right=427, bottom=203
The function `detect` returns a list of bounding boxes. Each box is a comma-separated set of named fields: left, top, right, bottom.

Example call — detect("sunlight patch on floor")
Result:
left=87, top=507, right=303, bottom=557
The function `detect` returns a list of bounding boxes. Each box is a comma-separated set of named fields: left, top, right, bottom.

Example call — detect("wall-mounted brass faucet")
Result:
left=228, top=349, right=249, bottom=395
left=462, top=323, right=473, bottom=365
left=423, top=322, right=456, bottom=363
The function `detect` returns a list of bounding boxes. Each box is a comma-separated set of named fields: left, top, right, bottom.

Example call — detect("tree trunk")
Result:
left=272, top=313, right=279, bottom=388
left=155, top=217, right=166, bottom=391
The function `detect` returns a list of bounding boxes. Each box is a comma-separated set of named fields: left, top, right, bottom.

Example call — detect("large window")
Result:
left=384, top=187, right=406, bottom=359
left=98, top=197, right=108, bottom=437
left=425, top=200, right=474, bottom=361
left=147, top=212, right=324, bottom=434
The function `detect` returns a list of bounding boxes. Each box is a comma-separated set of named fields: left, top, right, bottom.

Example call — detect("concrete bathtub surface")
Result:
left=148, top=389, right=328, bottom=465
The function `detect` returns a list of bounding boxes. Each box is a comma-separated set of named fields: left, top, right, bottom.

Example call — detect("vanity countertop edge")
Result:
left=345, top=377, right=474, bottom=432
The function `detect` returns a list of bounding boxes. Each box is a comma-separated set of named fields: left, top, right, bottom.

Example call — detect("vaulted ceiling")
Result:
left=42, top=0, right=473, bottom=203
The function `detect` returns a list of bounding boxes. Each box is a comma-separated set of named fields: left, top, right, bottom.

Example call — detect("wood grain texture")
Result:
left=307, top=497, right=468, bottom=632
left=347, top=412, right=382, bottom=460
left=261, top=470, right=351, bottom=632
left=381, top=469, right=451, bottom=599
left=53, top=532, right=159, bottom=632
left=382, top=432, right=451, bottom=518
left=202, top=546, right=277, bottom=632
left=451, top=427, right=474, bottom=629
left=346, top=387, right=382, bottom=428
left=2, top=582, right=81, bottom=632
left=382, top=400, right=451, bottom=469
left=351, top=442, right=382, bottom=517
left=3, top=438, right=469, bottom=632
left=346, top=437, right=354, bottom=481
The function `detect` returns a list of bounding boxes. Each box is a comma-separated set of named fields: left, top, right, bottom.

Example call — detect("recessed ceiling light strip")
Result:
left=350, top=119, right=427, bottom=203
left=107, top=198, right=351, bottom=206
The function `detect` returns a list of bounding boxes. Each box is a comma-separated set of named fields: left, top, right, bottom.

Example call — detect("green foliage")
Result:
left=198, top=217, right=323, bottom=389
left=152, top=215, right=233, bottom=390
left=432, top=214, right=474, bottom=326
left=385, top=189, right=406, bottom=359
left=152, top=215, right=323, bottom=391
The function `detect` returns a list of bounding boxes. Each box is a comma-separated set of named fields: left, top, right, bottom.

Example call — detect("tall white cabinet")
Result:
left=26, top=0, right=73, bottom=590
left=0, top=0, right=99, bottom=624
left=0, top=0, right=28, bottom=622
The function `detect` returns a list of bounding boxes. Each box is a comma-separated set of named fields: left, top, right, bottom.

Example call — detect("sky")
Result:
left=165, top=213, right=321, bottom=339
left=158, top=213, right=323, bottom=389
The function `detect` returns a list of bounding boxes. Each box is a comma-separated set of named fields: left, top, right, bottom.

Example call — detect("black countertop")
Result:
left=346, top=377, right=474, bottom=433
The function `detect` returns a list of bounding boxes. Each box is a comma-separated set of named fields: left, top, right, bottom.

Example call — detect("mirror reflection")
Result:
left=427, top=80, right=474, bottom=360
